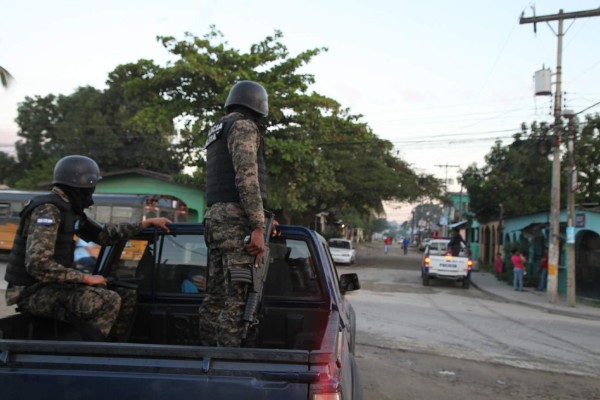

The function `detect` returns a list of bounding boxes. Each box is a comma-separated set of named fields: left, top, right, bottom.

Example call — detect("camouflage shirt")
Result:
left=5, top=187, right=144, bottom=305
left=206, top=114, right=265, bottom=229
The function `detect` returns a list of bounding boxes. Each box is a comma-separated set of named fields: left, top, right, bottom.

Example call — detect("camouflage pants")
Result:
left=17, top=282, right=136, bottom=339
left=198, top=206, right=254, bottom=347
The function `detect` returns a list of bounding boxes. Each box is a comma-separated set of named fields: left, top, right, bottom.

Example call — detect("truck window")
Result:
left=109, top=234, right=208, bottom=296
left=155, top=234, right=208, bottom=294
left=322, top=240, right=344, bottom=304
left=264, top=237, right=322, bottom=299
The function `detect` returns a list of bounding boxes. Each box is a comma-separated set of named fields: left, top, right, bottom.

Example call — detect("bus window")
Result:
left=0, top=203, right=9, bottom=217
left=93, top=205, right=112, bottom=223
left=174, top=210, right=189, bottom=222
left=144, top=207, right=159, bottom=219
left=159, top=210, right=175, bottom=220
left=10, top=201, right=23, bottom=217
left=111, top=206, right=137, bottom=224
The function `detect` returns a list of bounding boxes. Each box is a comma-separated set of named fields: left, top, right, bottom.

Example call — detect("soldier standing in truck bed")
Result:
left=198, top=81, right=272, bottom=347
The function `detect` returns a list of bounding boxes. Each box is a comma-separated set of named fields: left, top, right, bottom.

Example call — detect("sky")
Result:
left=1, top=1, right=600, bottom=223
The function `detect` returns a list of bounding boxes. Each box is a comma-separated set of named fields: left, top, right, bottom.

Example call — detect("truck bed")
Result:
left=0, top=224, right=362, bottom=399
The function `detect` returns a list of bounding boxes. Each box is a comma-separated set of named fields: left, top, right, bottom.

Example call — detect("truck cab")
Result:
left=0, top=223, right=363, bottom=400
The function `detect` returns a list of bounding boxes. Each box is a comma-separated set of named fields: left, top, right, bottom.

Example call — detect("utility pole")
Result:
left=563, top=110, right=577, bottom=307
left=520, top=7, right=600, bottom=304
left=435, top=163, right=460, bottom=237
left=435, top=163, right=460, bottom=192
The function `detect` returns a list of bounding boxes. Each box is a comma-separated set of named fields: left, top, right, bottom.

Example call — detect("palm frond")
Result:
left=0, top=66, right=15, bottom=88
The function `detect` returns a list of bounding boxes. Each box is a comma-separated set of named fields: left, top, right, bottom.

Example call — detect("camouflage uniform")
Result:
left=5, top=187, right=143, bottom=339
left=198, top=116, right=266, bottom=347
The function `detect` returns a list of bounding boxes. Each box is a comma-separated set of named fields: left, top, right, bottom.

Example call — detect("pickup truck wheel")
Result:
left=462, top=277, right=470, bottom=289
left=350, top=355, right=364, bottom=400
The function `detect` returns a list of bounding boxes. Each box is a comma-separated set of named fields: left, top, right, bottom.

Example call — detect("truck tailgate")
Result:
left=430, top=255, right=469, bottom=275
left=0, top=340, right=316, bottom=399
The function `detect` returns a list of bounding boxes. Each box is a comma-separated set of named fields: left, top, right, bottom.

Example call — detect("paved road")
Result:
left=341, top=243, right=600, bottom=377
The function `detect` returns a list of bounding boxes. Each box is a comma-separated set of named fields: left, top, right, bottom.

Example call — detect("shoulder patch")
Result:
left=36, top=216, right=55, bottom=226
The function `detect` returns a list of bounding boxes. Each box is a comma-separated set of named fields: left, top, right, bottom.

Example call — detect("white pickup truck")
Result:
left=421, top=238, right=473, bottom=289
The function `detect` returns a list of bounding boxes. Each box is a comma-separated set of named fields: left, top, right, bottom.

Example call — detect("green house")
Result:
left=95, top=169, right=205, bottom=222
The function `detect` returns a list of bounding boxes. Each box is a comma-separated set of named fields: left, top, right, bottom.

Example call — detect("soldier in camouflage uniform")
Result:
left=4, top=155, right=171, bottom=341
left=198, top=81, right=270, bottom=347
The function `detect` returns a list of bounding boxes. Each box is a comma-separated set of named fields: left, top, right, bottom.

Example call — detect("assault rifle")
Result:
left=241, top=211, right=275, bottom=340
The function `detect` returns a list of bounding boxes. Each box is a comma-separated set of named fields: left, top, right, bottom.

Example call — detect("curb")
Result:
left=470, top=280, right=600, bottom=321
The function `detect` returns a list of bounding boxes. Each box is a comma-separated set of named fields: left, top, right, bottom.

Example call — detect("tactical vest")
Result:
left=205, top=113, right=267, bottom=207
left=5, top=193, right=79, bottom=287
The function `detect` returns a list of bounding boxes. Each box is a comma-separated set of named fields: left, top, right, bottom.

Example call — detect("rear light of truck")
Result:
left=467, top=259, right=473, bottom=270
left=424, top=257, right=430, bottom=266
left=313, top=394, right=341, bottom=400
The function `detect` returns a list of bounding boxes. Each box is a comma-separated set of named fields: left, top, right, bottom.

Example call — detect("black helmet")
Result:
left=53, top=155, right=102, bottom=188
left=224, top=81, right=268, bottom=116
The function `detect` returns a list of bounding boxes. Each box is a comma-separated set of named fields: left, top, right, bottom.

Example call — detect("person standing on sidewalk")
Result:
left=511, top=249, right=526, bottom=291
left=402, top=237, right=409, bottom=255
left=494, top=252, right=503, bottom=280
left=384, top=235, right=392, bottom=255
left=537, top=247, right=549, bottom=291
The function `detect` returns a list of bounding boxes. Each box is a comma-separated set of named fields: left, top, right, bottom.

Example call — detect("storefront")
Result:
left=483, top=207, right=600, bottom=299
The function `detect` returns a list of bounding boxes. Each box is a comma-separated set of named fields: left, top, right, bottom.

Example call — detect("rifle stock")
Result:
left=241, top=212, right=275, bottom=340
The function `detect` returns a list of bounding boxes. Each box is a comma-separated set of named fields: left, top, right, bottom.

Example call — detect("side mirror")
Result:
left=340, top=273, right=360, bottom=293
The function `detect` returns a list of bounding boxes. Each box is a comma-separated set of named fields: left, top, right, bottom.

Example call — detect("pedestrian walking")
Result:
left=384, top=236, right=392, bottom=255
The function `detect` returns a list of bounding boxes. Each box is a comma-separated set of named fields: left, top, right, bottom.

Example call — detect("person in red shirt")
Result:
left=495, top=252, right=503, bottom=280
left=384, top=236, right=392, bottom=255
left=511, top=249, right=526, bottom=291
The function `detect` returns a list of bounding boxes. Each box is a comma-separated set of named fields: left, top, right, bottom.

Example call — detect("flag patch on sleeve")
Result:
left=36, top=216, right=55, bottom=226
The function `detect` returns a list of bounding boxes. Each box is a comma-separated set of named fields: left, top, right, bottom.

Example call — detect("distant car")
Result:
left=328, top=238, right=356, bottom=264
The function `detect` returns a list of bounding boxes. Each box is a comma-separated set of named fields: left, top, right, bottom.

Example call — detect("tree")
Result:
left=10, top=27, right=440, bottom=224
left=461, top=123, right=553, bottom=222
left=0, top=66, right=13, bottom=88
left=13, top=94, right=61, bottom=183
left=12, top=157, right=58, bottom=190
left=573, top=114, right=600, bottom=204
left=0, top=152, right=17, bottom=186
left=11, top=81, right=182, bottom=188
left=155, top=28, right=440, bottom=224
left=102, top=61, right=181, bottom=172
